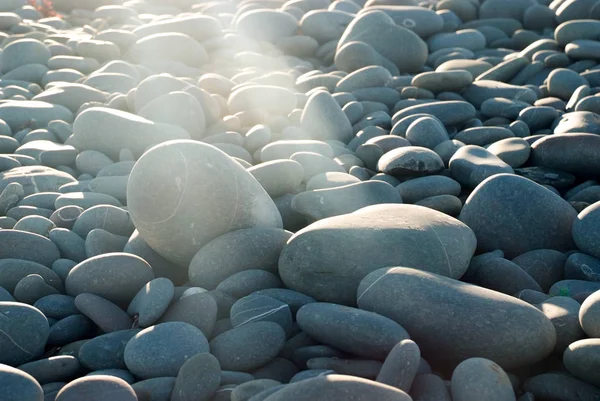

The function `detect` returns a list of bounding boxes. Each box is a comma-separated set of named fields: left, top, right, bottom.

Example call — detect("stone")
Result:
left=49, top=228, right=87, bottom=263
left=469, top=257, right=543, bottom=295
left=124, top=322, right=209, bottom=379
left=75, top=293, right=133, bottom=333
left=405, top=116, right=449, bottom=150
left=357, top=267, right=556, bottom=370
left=0, top=301, right=49, bottom=366
left=210, top=322, right=286, bottom=372
left=0, top=101, right=73, bottom=132
left=449, top=146, right=514, bottom=188
left=553, top=111, right=600, bottom=135
left=248, top=160, right=304, bottom=198
left=131, top=377, right=176, bottom=401
left=72, top=205, right=134, bottom=238
left=189, top=227, right=291, bottom=290
left=261, top=374, right=412, bottom=401
left=127, top=32, right=209, bottom=67
left=138, top=91, right=206, bottom=140
left=391, top=101, right=476, bottom=126
left=18, top=356, right=80, bottom=385
left=523, top=373, right=600, bottom=401
left=376, top=339, right=420, bottom=392
left=33, top=83, right=107, bottom=114
left=511, top=249, right=566, bottom=292
left=279, top=203, right=476, bottom=305
left=73, top=107, right=189, bottom=161
left=297, top=302, right=408, bottom=359
left=377, top=147, right=444, bottom=177
left=172, top=352, right=221, bottom=401
left=236, top=10, right=298, bottom=42
left=537, top=296, right=584, bottom=353
left=337, top=10, right=428, bottom=73
left=531, top=133, right=600, bottom=176
left=33, top=294, right=77, bottom=319
left=291, top=181, right=402, bottom=220
left=55, top=376, right=137, bottom=401
left=565, top=252, right=600, bottom=281
left=0, top=230, right=60, bottom=267
left=230, top=295, right=293, bottom=337
left=300, top=91, right=353, bottom=143
left=459, top=174, right=577, bottom=258
left=85, top=229, right=129, bottom=258
left=486, top=137, right=531, bottom=168
left=78, top=329, right=140, bottom=371
left=65, top=253, right=155, bottom=308
left=160, top=291, right=218, bottom=338
left=0, top=363, right=44, bottom=401
left=0, top=259, right=62, bottom=293
left=216, top=270, right=282, bottom=299
left=231, top=379, right=281, bottom=401
left=127, top=140, right=282, bottom=267
left=573, top=201, right=600, bottom=260
left=127, top=277, right=174, bottom=328
left=47, top=314, right=93, bottom=346
left=410, top=373, right=452, bottom=401
left=396, top=175, right=461, bottom=204
left=462, top=80, right=537, bottom=109
left=451, top=358, right=516, bottom=401
left=14, top=274, right=59, bottom=305
left=412, top=70, right=473, bottom=93
left=0, top=39, right=51, bottom=74
left=228, top=86, right=297, bottom=116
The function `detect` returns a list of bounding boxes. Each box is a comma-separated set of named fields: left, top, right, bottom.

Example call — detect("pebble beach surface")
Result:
left=1, top=0, right=600, bottom=400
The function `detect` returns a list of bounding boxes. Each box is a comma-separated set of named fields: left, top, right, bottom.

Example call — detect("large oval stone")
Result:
left=279, top=203, right=477, bottom=305
left=124, top=322, right=209, bottom=379
left=65, top=253, right=155, bottom=307
left=0, top=302, right=49, bottom=366
left=459, top=174, right=577, bottom=258
left=357, top=267, right=556, bottom=370
left=531, top=133, right=600, bottom=176
left=73, top=107, right=189, bottom=160
left=127, top=140, right=282, bottom=267
left=0, top=363, right=44, bottom=401
left=0, top=230, right=60, bottom=267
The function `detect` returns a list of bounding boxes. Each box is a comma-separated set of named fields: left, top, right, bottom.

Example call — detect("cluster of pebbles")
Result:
left=1, top=0, right=600, bottom=399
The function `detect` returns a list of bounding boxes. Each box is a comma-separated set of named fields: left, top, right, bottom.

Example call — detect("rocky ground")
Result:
left=1, top=0, right=600, bottom=400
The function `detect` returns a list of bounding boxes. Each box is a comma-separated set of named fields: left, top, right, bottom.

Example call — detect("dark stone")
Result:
left=357, top=267, right=556, bottom=370
left=79, top=329, right=140, bottom=371
left=573, top=201, right=600, bottom=260
left=511, top=249, right=566, bottom=292
left=450, top=358, right=515, bottom=401
left=172, top=353, right=221, bottom=401
left=0, top=363, right=44, bottom=401
left=0, top=230, right=60, bottom=267
left=18, top=356, right=80, bottom=385
left=523, top=373, right=600, bottom=401
left=0, top=301, right=49, bottom=366
left=160, top=291, right=218, bottom=338
left=74, top=293, right=132, bottom=333
left=54, top=376, right=137, bottom=401
left=127, top=277, right=174, bottom=328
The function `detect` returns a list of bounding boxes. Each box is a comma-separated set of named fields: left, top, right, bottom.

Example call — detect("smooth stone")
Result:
left=0, top=363, right=44, bottom=401
left=565, top=252, right=600, bottom=282
left=391, top=101, right=476, bottom=126
left=531, top=133, right=600, bottom=176
left=335, top=66, right=392, bottom=93
left=75, top=150, right=115, bottom=177
left=72, top=108, right=189, bottom=160
left=404, top=116, right=449, bottom=150
left=47, top=314, right=93, bottom=346
left=49, top=228, right=86, bottom=263
left=290, top=152, right=346, bottom=183
left=449, top=145, right=514, bottom=188
left=127, top=277, right=174, bottom=328
left=565, top=40, right=600, bottom=60
left=547, top=68, right=589, bottom=100
left=451, top=358, right=515, bottom=401
left=377, top=146, right=444, bottom=177
left=301, top=90, right=353, bottom=143
left=573, top=201, right=600, bottom=260
left=85, top=229, right=128, bottom=258
left=33, top=83, right=107, bottom=115
left=396, top=175, right=461, bottom=204
left=306, top=172, right=361, bottom=190
left=248, top=160, right=304, bottom=199
left=159, top=291, right=218, bottom=338
left=486, top=137, right=531, bottom=168
left=279, top=203, right=476, bottom=305
left=0, top=39, right=51, bottom=74
left=14, top=274, right=59, bottom=304
left=410, top=373, right=452, bottom=401
left=550, top=280, right=600, bottom=297
left=261, top=374, right=411, bottom=401
left=210, top=322, right=286, bottom=372
left=0, top=259, right=62, bottom=294
left=476, top=56, right=529, bottom=83
left=454, top=127, right=514, bottom=147
left=228, top=85, right=297, bottom=116
left=469, top=256, right=543, bottom=295
left=131, top=377, right=176, bottom=401
left=580, top=290, right=600, bottom=337
left=78, top=329, right=139, bottom=371
left=291, top=181, right=402, bottom=220
left=537, top=296, right=584, bottom=353
left=34, top=294, right=77, bottom=319
left=216, top=270, right=282, bottom=299
left=553, top=111, right=600, bottom=135
left=357, top=267, right=556, bottom=370
left=0, top=101, right=73, bottom=132
left=65, top=253, right=155, bottom=308
left=511, top=249, right=566, bottom=292
left=563, top=339, right=600, bottom=387
left=172, top=352, right=221, bottom=401
left=230, top=295, right=292, bottom=337
left=459, top=174, right=577, bottom=258
left=251, top=356, right=298, bottom=383
left=523, top=373, right=600, bottom=401
left=260, top=140, right=334, bottom=162
left=462, top=80, right=537, bottom=109
left=86, top=369, right=135, bottom=384
left=337, top=10, right=428, bottom=73
left=0, top=166, right=76, bottom=196
left=376, top=339, right=420, bottom=391
left=55, top=376, right=137, bottom=401
left=0, top=230, right=60, bottom=267
left=189, top=227, right=291, bottom=290
left=231, top=379, right=281, bottom=401
left=74, top=293, right=132, bottom=333
left=297, top=302, right=408, bottom=360
left=126, top=32, right=208, bottom=67
left=72, top=205, right=134, bottom=238
left=13, top=215, right=55, bottom=237
left=412, top=70, right=473, bottom=94
left=428, top=29, right=486, bottom=52
left=0, top=301, right=49, bottom=365
left=18, top=356, right=79, bottom=385
left=305, top=358, right=381, bottom=379
left=124, top=322, right=209, bottom=379
left=127, top=140, right=282, bottom=267
left=252, top=289, right=315, bottom=315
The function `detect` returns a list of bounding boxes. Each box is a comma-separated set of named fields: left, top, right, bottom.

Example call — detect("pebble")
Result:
left=0, top=301, right=49, bottom=366
left=376, top=339, right=420, bottom=391
left=78, top=329, right=140, bottom=371
left=357, top=267, right=556, bottom=370
left=127, top=277, right=174, bottom=328
left=450, top=358, right=516, bottom=401
left=0, top=363, right=44, bottom=401
left=55, top=375, right=137, bottom=401
left=449, top=145, right=514, bottom=188
left=124, top=322, right=209, bottom=379
left=279, top=203, right=476, bottom=304
left=171, top=352, right=221, bottom=401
